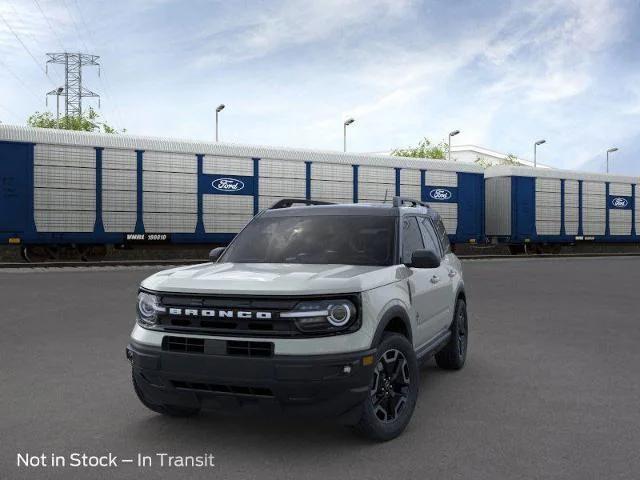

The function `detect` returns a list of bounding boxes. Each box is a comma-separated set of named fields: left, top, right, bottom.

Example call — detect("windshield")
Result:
left=221, top=215, right=397, bottom=266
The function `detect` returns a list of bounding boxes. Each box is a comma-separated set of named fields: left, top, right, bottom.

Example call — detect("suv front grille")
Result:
left=163, top=336, right=204, bottom=353
left=227, top=340, right=273, bottom=357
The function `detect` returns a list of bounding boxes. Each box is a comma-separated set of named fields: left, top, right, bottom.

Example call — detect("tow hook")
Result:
left=125, top=347, right=133, bottom=365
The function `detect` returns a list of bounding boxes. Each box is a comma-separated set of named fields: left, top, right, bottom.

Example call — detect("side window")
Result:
left=418, top=217, right=442, bottom=257
left=401, top=217, right=424, bottom=264
left=434, top=216, right=451, bottom=254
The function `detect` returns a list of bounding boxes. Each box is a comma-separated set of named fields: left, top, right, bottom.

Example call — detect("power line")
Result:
left=33, top=0, right=67, bottom=52
left=0, top=12, right=56, bottom=87
left=0, top=57, right=43, bottom=102
left=68, top=0, right=125, bottom=127
left=60, top=0, right=90, bottom=52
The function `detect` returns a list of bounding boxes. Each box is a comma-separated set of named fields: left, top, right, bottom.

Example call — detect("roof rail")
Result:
left=392, top=196, right=429, bottom=208
left=269, top=198, right=334, bottom=210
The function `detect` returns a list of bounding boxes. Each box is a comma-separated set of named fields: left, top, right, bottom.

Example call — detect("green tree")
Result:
left=27, top=107, right=124, bottom=133
left=391, top=137, right=449, bottom=160
left=475, top=153, right=522, bottom=169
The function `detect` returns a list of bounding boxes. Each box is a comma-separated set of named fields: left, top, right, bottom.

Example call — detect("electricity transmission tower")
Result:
left=45, top=53, right=100, bottom=117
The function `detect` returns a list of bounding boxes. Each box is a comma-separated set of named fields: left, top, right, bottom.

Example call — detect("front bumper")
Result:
left=127, top=339, right=376, bottom=420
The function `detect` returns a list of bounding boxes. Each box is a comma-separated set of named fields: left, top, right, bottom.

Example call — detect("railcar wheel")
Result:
left=21, top=245, right=55, bottom=263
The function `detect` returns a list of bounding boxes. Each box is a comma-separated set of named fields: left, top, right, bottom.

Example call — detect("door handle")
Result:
left=430, top=275, right=440, bottom=284
left=448, top=270, right=457, bottom=278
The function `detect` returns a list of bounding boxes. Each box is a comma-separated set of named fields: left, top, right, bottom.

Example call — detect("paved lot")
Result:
left=1, top=257, right=639, bottom=480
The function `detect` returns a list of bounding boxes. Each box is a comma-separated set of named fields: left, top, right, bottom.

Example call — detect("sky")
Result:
left=1, top=0, right=639, bottom=175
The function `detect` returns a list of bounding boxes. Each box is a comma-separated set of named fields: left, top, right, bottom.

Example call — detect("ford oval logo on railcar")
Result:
left=429, top=188, right=452, bottom=201
left=611, top=197, right=629, bottom=208
left=212, top=178, right=245, bottom=192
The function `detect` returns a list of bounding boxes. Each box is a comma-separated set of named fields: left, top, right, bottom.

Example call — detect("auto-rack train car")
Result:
left=0, top=125, right=485, bottom=261
left=485, top=165, right=639, bottom=253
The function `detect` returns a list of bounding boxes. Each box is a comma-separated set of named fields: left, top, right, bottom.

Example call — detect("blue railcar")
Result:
left=0, top=125, right=485, bottom=259
left=485, top=165, right=639, bottom=252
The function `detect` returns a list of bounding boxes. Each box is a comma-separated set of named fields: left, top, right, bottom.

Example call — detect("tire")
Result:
left=435, top=298, right=468, bottom=370
left=132, top=370, right=200, bottom=417
left=354, top=333, right=419, bottom=441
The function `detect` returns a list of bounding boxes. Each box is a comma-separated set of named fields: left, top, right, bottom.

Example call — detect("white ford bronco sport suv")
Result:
left=127, top=196, right=468, bottom=441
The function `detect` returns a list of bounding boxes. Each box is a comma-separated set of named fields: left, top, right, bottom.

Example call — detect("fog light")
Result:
left=342, top=365, right=352, bottom=374
left=362, top=355, right=374, bottom=366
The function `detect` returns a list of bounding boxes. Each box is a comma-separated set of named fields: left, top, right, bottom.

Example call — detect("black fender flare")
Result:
left=371, top=305, right=413, bottom=348
left=448, top=286, right=467, bottom=329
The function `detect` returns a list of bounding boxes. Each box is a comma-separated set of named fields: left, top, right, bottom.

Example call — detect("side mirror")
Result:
left=209, top=247, right=225, bottom=263
left=409, top=249, right=440, bottom=269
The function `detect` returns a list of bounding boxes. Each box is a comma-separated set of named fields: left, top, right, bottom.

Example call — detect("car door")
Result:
left=401, top=216, right=446, bottom=347
left=417, top=216, right=453, bottom=333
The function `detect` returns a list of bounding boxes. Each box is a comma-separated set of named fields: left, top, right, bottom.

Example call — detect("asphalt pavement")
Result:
left=1, top=257, right=639, bottom=480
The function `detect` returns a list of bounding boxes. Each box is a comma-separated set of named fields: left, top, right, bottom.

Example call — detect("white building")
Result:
left=450, top=144, right=552, bottom=169
left=369, top=145, right=553, bottom=169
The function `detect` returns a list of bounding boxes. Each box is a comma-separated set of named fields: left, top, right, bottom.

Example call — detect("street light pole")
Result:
left=448, top=130, right=460, bottom=161
left=606, top=147, right=618, bottom=173
left=534, top=139, right=546, bottom=168
left=215, top=104, right=225, bottom=142
left=343, top=118, right=355, bottom=152
left=55, top=87, right=64, bottom=121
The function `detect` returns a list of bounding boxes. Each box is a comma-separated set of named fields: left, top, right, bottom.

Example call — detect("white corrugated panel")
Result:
left=400, top=169, right=420, bottom=186
left=34, top=188, right=95, bottom=211
left=311, top=180, right=352, bottom=199
left=103, top=149, right=136, bottom=170
left=536, top=178, right=561, bottom=192
left=143, top=151, right=196, bottom=173
left=259, top=159, right=306, bottom=179
left=34, top=165, right=95, bottom=190
left=311, top=163, right=352, bottom=181
left=143, top=171, right=197, bottom=193
left=203, top=156, right=253, bottom=176
left=359, top=166, right=395, bottom=184
left=103, top=169, right=136, bottom=191
left=609, top=183, right=632, bottom=196
left=103, top=212, right=137, bottom=232
left=34, top=144, right=95, bottom=168
left=399, top=184, right=421, bottom=199
left=609, top=209, right=632, bottom=235
left=583, top=181, right=605, bottom=195
left=259, top=177, right=306, bottom=197
left=564, top=207, right=579, bottom=235
left=34, top=210, right=95, bottom=232
left=203, top=195, right=253, bottom=215
left=564, top=180, right=579, bottom=194
left=358, top=182, right=395, bottom=201
left=425, top=170, right=457, bottom=187
left=143, top=213, right=197, bottom=232
left=143, top=192, right=197, bottom=213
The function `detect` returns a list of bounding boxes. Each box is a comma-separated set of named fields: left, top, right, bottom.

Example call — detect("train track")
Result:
left=1, top=252, right=640, bottom=268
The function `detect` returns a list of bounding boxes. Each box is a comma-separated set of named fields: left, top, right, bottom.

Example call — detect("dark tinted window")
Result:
left=418, top=217, right=442, bottom=257
left=401, top=217, right=424, bottom=264
left=221, top=215, right=396, bottom=266
left=434, top=216, right=451, bottom=253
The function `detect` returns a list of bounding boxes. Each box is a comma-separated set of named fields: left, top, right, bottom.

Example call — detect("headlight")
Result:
left=136, top=291, right=165, bottom=327
left=282, top=299, right=357, bottom=333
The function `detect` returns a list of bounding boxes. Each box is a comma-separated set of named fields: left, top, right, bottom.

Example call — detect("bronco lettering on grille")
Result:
left=167, top=308, right=272, bottom=319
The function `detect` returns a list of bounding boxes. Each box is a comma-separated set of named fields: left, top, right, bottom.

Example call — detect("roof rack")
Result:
left=392, top=196, right=429, bottom=208
left=269, top=198, right=334, bottom=210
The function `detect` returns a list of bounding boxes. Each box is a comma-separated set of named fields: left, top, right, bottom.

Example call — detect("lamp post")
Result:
left=448, top=129, right=460, bottom=161
left=55, top=87, right=64, bottom=121
left=534, top=139, right=546, bottom=167
left=606, top=147, right=618, bottom=173
left=215, top=104, right=225, bottom=142
left=343, top=118, right=355, bottom=152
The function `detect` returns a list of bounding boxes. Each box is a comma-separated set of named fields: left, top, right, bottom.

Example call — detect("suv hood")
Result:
left=141, top=262, right=404, bottom=295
